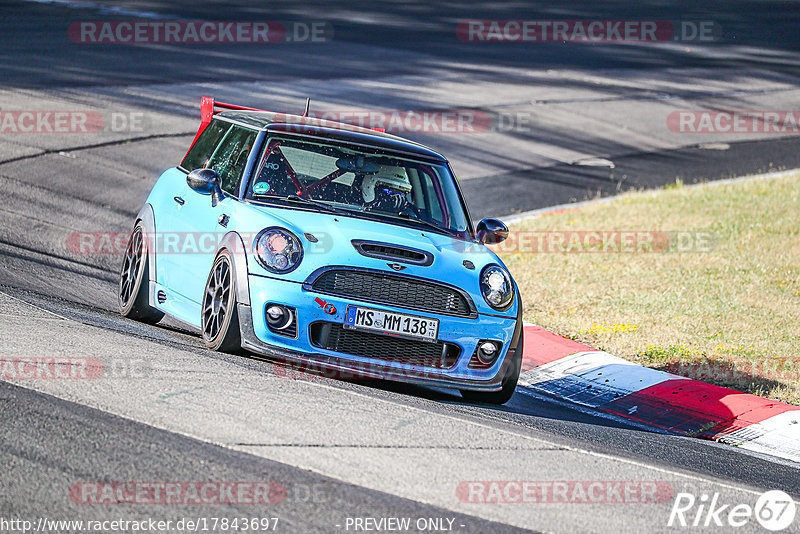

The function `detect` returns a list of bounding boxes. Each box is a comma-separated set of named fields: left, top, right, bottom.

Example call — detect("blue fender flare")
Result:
left=134, top=203, right=158, bottom=307
left=215, top=231, right=251, bottom=307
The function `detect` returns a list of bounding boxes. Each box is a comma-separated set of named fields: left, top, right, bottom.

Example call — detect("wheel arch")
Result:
left=495, top=286, right=524, bottom=381
left=215, top=231, right=251, bottom=306
left=134, top=203, right=159, bottom=307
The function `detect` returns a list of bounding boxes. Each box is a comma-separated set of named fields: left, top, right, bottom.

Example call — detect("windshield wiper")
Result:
left=266, top=194, right=350, bottom=216
left=394, top=211, right=458, bottom=237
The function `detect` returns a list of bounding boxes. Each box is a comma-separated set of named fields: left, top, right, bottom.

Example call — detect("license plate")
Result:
left=344, top=305, right=439, bottom=343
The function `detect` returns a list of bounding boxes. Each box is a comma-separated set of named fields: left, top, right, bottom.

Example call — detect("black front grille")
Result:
left=309, top=322, right=461, bottom=369
left=308, top=269, right=474, bottom=317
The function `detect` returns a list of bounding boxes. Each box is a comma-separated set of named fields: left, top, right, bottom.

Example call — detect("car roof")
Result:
left=215, top=110, right=448, bottom=162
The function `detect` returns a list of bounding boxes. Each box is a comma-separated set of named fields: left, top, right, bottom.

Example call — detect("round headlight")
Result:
left=254, top=228, right=303, bottom=273
left=480, top=265, right=514, bottom=310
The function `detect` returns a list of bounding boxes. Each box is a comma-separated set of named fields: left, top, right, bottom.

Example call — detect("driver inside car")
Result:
left=360, top=165, right=413, bottom=213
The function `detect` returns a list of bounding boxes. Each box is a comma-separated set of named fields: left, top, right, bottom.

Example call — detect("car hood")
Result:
left=237, top=203, right=514, bottom=315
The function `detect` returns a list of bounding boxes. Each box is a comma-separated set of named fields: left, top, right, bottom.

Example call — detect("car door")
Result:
left=162, top=121, right=258, bottom=322
left=156, top=119, right=228, bottom=296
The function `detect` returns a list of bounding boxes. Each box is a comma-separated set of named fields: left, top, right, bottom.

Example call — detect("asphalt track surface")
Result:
left=1, top=1, right=799, bottom=533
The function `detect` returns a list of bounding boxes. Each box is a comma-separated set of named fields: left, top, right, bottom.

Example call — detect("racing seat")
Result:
left=256, top=152, right=294, bottom=196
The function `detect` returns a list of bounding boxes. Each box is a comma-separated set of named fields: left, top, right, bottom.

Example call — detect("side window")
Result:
left=206, top=126, right=258, bottom=195
left=181, top=120, right=229, bottom=171
left=422, top=177, right=444, bottom=224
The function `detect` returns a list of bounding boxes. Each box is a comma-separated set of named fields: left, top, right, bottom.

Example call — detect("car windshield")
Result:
left=245, top=137, right=471, bottom=237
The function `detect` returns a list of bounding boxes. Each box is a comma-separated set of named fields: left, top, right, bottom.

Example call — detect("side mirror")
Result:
left=476, top=218, right=509, bottom=245
left=187, top=168, right=223, bottom=206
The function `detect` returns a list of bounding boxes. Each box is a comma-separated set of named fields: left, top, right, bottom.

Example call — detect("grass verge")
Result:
left=495, top=173, right=800, bottom=404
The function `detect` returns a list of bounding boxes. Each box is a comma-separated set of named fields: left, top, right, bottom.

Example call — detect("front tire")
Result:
left=119, top=223, right=164, bottom=324
left=201, top=251, right=241, bottom=353
left=460, top=329, right=523, bottom=405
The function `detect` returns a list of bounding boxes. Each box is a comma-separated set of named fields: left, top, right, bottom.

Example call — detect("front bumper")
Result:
left=238, top=274, right=522, bottom=391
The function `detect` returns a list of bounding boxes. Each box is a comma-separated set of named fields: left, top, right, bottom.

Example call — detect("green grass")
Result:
left=495, top=173, right=800, bottom=404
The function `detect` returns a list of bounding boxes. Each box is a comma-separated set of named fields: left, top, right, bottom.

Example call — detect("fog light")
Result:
left=266, top=304, right=294, bottom=331
left=477, top=341, right=499, bottom=364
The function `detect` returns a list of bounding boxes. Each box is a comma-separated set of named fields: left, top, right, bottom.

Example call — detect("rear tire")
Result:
left=201, top=251, right=241, bottom=353
left=119, top=223, right=164, bottom=324
left=460, top=330, right=523, bottom=405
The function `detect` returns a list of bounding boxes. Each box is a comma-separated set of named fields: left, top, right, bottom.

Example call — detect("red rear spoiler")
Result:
left=187, top=96, right=267, bottom=150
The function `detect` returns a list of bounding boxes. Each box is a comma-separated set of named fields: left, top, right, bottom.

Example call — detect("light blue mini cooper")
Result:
left=119, top=97, right=523, bottom=404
